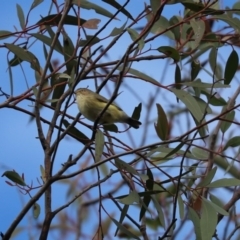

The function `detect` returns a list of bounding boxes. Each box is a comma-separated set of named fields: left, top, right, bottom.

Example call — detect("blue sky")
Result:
left=1, top=0, right=240, bottom=239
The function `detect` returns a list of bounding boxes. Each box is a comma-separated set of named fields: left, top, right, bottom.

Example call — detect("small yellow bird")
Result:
left=75, top=88, right=141, bottom=129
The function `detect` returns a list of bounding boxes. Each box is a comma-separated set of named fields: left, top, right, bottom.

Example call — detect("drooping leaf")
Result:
left=127, top=28, right=144, bottom=50
left=224, top=50, right=239, bottom=85
left=33, top=203, right=41, bottom=219
left=102, top=0, right=134, bottom=20
left=197, top=166, right=217, bottom=187
left=62, top=32, right=76, bottom=75
left=172, top=89, right=203, bottom=122
left=5, top=44, right=41, bottom=72
left=200, top=199, right=217, bottom=240
left=154, top=103, right=169, bottom=141
left=111, top=216, right=141, bottom=239
left=220, top=108, right=235, bottom=134
left=95, top=129, right=104, bottom=162
left=190, top=19, right=205, bottom=50
left=50, top=73, right=68, bottom=108
left=175, top=64, right=181, bottom=89
left=191, top=59, right=201, bottom=80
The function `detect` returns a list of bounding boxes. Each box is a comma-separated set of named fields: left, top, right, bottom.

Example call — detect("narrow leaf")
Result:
left=16, top=4, right=25, bottom=29
left=172, top=89, right=203, bottom=122
left=207, top=178, right=240, bottom=188
left=154, top=103, right=169, bottom=140
left=95, top=129, right=104, bottom=162
left=224, top=50, right=239, bottom=85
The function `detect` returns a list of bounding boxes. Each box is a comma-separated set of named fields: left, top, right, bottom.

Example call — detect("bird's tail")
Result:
left=127, top=118, right=142, bottom=129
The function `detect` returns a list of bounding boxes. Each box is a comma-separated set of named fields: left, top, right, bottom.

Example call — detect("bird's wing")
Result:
left=95, top=94, right=123, bottom=111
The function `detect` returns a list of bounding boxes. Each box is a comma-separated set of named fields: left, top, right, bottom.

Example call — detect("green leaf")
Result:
left=50, top=73, right=67, bottom=108
left=149, top=16, right=174, bottom=39
left=214, top=15, right=240, bottom=33
left=95, top=129, right=104, bottom=162
left=72, top=0, right=115, bottom=19
left=202, top=197, right=228, bottom=216
left=191, top=60, right=201, bottom=80
left=193, top=97, right=212, bottom=115
left=31, top=33, right=63, bottom=54
left=115, top=205, right=129, bottom=236
left=150, top=0, right=161, bottom=14
left=102, top=0, right=134, bottom=20
left=115, top=158, right=139, bottom=175
left=158, top=46, right=180, bottom=62
left=181, top=1, right=224, bottom=15
left=146, top=167, right=154, bottom=190
left=16, top=4, right=25, bottom=29
left=30, top=0, right=44, bottom=10
left=190, top=19, right=205, bottom=50
left=201, top=90, right=227, bottom=106
left=2, top=170, right=26, bottom=186
left=151, top=196, right=165, bottom=228
left=110, top=20, right=127, bottom=36
left=197, top=166, right=217, bottom=187
left=37, top=14, right=86, bottom=27
left=127, top=28, right=144, bottom=50
left=45, top=26, right=62, bottom=54
left=207, top=178, right=240, bottom=188
left=139, top=195, right=151, bottom=221
left=33, top=203, right=41, bottom=219
left=200, top=199, right=217, bottom=240
left=79, top=35, right=101, bottom=46
left=172, top=89, right=203, bottom=122
left=188, top=207, right=201, bottom=239
left=5, top=44, right=41, bottom=72
left=220, top=109, right=235, bottom=134
left=118, top=67, right=159, bottom=85
left=62, top=32, right=76, bottom=74
left=175, top=64, right=181, bottom=89
left=223, top=136, right=240, bottom=151
left=169, top=16, right=181, bottom=41
left=154, top=103, right=169, bottom=141
left=209, top=193, right=224, bottom=208
left=178, top=195, right=184, bottom=219
left=191, top=147, right=208, bottom=160
left=63, top=120, right=90, bottom=145
left=224, top=50, right=239, bottom=85
left=182, top=81, right=229, bottom=89
left=0, top=30, right=12, bottom=40
left=117, top=190, right=140, bottom=205
left=111, top=216, right=141, bottom=240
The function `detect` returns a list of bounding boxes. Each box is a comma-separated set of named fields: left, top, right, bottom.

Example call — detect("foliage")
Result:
left=1, top=0, right=240, bottom=239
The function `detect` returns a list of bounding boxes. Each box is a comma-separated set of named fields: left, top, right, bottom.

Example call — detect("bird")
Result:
left=74, top=88, right=141, bottom=129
